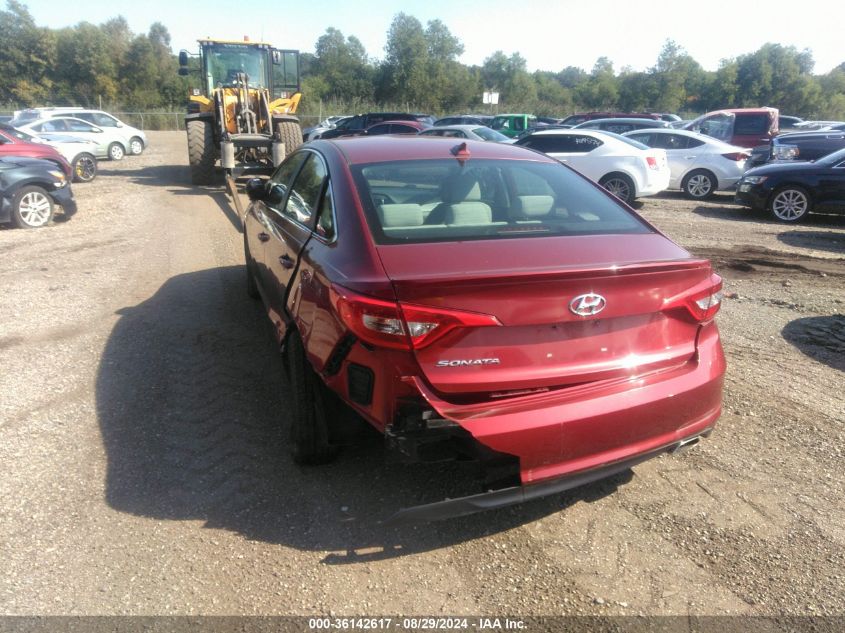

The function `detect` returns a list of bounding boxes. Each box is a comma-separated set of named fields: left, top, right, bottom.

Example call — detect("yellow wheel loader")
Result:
left=178, top=39, right=303, bottom=185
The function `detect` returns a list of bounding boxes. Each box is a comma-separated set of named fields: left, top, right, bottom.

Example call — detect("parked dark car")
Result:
left=747, top=130, right=845, bottom=167
left=735, top=147, right=845, bottom=222
left=320, top=113, right=432, bottom=139
left=572, top=118, right=671, bottom=134
left=559, top=112, right=661, bottom=127
left=363, top=120, right=430, bottom=135
left=778, top=115, right=804, bottom=131
left=683, top=108, right=779, bottom=148
left=0, top=156, right=77, bottom=228
left=241, top=135, right=725, bottom=522
left=433, top=115, right=493, bottom=127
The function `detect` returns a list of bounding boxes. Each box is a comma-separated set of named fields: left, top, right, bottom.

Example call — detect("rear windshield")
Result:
left=352, top=159, right=652, bottom=244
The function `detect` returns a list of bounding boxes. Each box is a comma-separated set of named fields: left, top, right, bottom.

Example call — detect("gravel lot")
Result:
left=1, top=131, right=843, bottom=619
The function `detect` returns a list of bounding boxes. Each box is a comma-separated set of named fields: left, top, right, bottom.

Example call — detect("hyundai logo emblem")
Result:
left=569, top=293, right=607, bottom=317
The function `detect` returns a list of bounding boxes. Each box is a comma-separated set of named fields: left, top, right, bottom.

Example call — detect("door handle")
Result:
left=279, top=254, right=295, bottom=269
left=258, top=232, right=270, bottom=243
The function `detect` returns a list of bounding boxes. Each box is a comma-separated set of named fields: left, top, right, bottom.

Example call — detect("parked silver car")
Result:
left=12, top=116, right=136, bottom=161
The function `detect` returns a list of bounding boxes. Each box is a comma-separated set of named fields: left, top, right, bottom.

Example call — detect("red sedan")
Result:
left=0, top=124, right=72, bottom=178
left=243, top=135, right=725, bottom=522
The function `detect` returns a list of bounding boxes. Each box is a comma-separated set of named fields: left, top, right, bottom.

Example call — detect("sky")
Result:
left=18, top=0, right=845, bottom=75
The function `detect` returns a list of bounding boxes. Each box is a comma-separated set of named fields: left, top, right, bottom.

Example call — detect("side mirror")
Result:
left=245, top=178, right=268, bottom=201
left=271, top=50, right=281, bottom=65
left=115, top=122, right=124, bottom=128
left=178, top=50, right=189, bottom=67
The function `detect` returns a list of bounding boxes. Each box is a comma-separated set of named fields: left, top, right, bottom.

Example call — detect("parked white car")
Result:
left=12, top=116, right=134, bottom=161
left=514, top=129, right=670, bottom=204
left=11, top=107, right=147, bottom=155
left=623, top=128, right=749, bottom=199
left=418, top=124, right=510, bottom=142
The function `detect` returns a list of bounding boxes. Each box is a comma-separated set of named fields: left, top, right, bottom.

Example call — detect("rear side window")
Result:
left=519, top=135, right=602, bottom=153
left=352, top=158, right=651, bottom=245
left=734, top=114, right=769, bottom=136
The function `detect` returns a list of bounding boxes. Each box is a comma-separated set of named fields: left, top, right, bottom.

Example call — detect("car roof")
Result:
left=624, top=127, right=744, bottom=148
left=21, top=116, right=97, bottom=126
left=576, top=118, right=668, bottom=126
left=423, top=124, right=487, bottom=132
left=314, top=135, right=557, bottom=165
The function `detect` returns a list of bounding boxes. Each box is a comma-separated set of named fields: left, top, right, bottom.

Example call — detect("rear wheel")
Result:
left=128, top=137, right=144, bottom=155
left=769, top=186, right=811, bottom=222
left=682, top=169, right=716, bottom=199
left=274, top=120, right=303, bottom=158
left=71, top=153, right=97, bottom=183
left=12, top=186, right=54, bottom=228
left=108, top=142, right=125, bottom=161
left=599, top=173, right=635, bottom=205
left=187, top=119, right=216, bottom=185
left=285, top=332, right=338, bottom=465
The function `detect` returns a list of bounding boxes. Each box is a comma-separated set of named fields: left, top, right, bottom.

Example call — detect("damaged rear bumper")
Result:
left=383, top=428, right=711, bottom=525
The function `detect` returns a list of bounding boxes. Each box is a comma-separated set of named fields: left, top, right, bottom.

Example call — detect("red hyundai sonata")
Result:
left=243, top=135, right=725, bottom=522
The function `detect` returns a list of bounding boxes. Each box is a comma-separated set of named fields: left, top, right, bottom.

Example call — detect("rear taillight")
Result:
left=721, top=152, right=750, bottom=161
left=664, top=274, right=723, bottom=323
left=646, top=156, right=660, bottom=170
left=330, top=285, right=501, bottom=350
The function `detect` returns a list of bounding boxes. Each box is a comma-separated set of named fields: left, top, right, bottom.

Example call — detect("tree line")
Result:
left=3, top=2, right=845, bottom=120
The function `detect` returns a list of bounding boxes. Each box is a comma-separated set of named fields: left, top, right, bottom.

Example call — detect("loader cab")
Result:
left=180, top=40, right=300, bottom=101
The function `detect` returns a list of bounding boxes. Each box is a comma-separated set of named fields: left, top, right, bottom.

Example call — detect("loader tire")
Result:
left=187, top=119, right=216, bottom=185
left=274, top=121, right=303, bottom=159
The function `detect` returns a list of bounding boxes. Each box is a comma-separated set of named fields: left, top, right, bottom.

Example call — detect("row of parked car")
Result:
left=0, top=107, right=148, bottom=228
left=304, top=108, right=845, bottom=222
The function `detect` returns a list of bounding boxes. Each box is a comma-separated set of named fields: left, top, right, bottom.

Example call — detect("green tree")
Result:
left=576, top=57, right=618, bottom=109
left=376, top=13, right=430, bottom=106
left=0, top=0, right=55, bottom=105
left=312, top=27, right=374, bottom=101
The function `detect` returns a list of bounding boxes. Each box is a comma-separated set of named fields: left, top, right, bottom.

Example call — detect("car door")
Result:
left=262, top=151, right=330, bottom=340
left=816, top=157, right=845, bottom=210
left=62, top=119, right=111, bottom=154
left=245, top=151, right=308, bottom=325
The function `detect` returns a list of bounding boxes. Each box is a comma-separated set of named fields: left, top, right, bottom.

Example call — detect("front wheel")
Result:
left=599, top=173, right=635, bottom=205
left=769, top=186, right=811, bottom=222
left=12, top=186, right=54, bottom=228
left=72, top=153, right=98, bottom=183
left=284, top=332, right=338, bottom=465
left=682, top=169, right=716, bottom=199
left=128, top=137, right=144, bottom=155
left=108, top=142, right=125, bottom=161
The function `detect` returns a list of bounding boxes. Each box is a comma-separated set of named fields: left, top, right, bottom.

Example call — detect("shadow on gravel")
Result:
left=692, top=204, right=762, bottom=223
left=101, top=164, right=243, bottom=233
left=97, top=266, right=631, bottom=564
left=782, top=315, right=845, bottom=372
left=778, top=230, right=845, bottom=254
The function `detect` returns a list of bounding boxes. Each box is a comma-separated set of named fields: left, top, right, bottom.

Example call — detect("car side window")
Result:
left=93, top=113, right=118, bottom=127
left=266, top=152, right=307, bottom=210
left=40, top=120, right=67, bottom=132
left=315, top=185, right=336, bottom=240
left=628, top=133, right=651, bottom=146
left=67, top=120, right=96, bottom=132
left=281, top=153, right=328, bottom=226
left=684, top=137, right=705, bottom=148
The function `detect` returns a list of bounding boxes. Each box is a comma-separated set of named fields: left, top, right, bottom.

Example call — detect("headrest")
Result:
left=513, top=195, right=555, bottom=217
left=377, top=204, right=424, bottom=227
left=444, top=202, right=492, bottom=225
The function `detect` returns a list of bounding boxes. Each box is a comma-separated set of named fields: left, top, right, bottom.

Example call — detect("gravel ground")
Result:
left=0, top=132, right=843, bottom=618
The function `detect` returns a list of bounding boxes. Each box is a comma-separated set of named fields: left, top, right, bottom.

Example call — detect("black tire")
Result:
left=71, top=153, right=98, bottom=183
left=284, top=332, right=338, bottom=465
left=243, top=232, right=260, bottom=300
left=274, top=120, right=303, bottom=158
left=128, top=136, right=144, bottom=155
left=12, top=185, right=54, bottom=228
left=187, top=119, right=216, bottom=185
left=769, top=186, right=812, bottom=222
left=682, top=169, right=716, bottom=199
left=107, top=142, right=125, bottom=161
left=599, top=173, right=636, bottom=205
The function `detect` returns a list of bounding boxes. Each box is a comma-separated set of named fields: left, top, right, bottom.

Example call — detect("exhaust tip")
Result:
left=670, top=435, right=702, bottom=455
